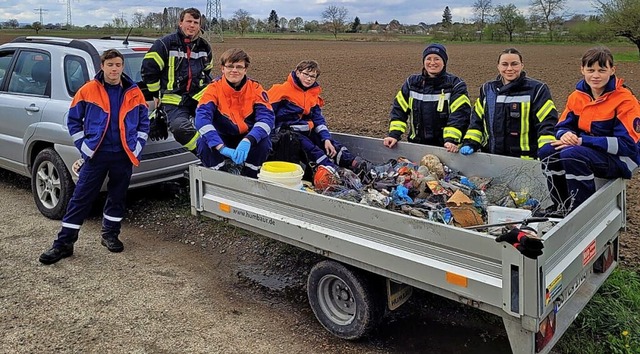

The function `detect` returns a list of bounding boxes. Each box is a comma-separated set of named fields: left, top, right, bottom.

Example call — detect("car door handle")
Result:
left=25, top=104, right=40, bottom=112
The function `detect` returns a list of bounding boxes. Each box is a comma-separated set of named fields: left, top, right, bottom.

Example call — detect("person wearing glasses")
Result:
left=459, top=48, right=558, bottom=159
left=141, top=8, right=214, bottom=158
left=384, top=43, right=471, bottom=153
left=194, top=48, right=274, bottom=178
left=268, top=60, right=370, bottom=189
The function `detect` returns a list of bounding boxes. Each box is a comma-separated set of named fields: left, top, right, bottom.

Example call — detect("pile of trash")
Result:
left=310, top=154, right=542, bottom=229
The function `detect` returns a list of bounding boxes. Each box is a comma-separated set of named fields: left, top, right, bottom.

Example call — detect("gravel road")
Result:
left=0, top=170, right=512, bottom=353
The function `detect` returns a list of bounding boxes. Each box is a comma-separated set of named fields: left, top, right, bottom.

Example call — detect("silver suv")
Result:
left=0, top=36, right=198, bottom=219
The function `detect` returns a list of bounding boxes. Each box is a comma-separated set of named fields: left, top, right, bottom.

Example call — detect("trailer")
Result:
left=189, top=133, right=622, bottom=354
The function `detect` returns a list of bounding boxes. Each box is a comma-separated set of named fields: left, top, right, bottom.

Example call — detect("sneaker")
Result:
left=313, top=165, right=339, bottom=190
left=101, top=236, right=124, bottom=253
left=39, top=244, right=74, bottom=265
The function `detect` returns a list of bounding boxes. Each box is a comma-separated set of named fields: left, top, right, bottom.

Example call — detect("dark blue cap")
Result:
left=422, top=43, right=448, bottom=65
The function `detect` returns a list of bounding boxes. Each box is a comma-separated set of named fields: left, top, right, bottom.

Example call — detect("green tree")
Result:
left=598, top=0, right=640, bottom=58
left=442, top=6, right=453, bottom=27
left=268, top=10, right=279, bottom=32
left=351, top=16, right=361, bottom=32
left=530, top=0, right=567, bottom=41
left=495, top=4, right=526, bottom=41
left=322, top=5, right=348, bottom=39
left=233, top=9, right=252, bottom=36
left=473, top=0, right=493, bottom=41
left=32, top=21, right=43, bottom=34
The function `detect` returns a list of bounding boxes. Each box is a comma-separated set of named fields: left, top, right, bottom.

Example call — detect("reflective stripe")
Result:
left=606, top=137, right=618, bottom=154
left=254, top=122, right=272, bottom=135
left=192, top=87, right=207, bottom=101
left=410, top=91, right=451, bottom=102
left=443, top=127, right=462, bottom=140
left=245, top=162, right=260, bottom=171
left=143, top=52, right=164, bottom=70
left=104, top=213, right=123, bottom=222
left=566, top=173, right=595, bottom=181
left=138, top=131, right=148, bottom=140
left=210, top=160, right=226, bottom=170
left=395, top=91, right=410, bottom=111
left=538, top=135, right=555, bottom=147
left=450, top=95, right=470, bottom=113
left=169, top=50, right=208, bottom=59
left=389, top=121, right=406, bottom=133
left=537, top=100, right=556, bottom=122
left=496, top=95, right=530, bottom=103
left=620, top=156, right=638, bottom=172
left=408, top=96, right=416, bottom=139
left=167, top=56, right=176, bottom=90
left=199, top=124, right=216, bottom=135
left=520, top=102, right=530, bottom=152
left=161, top=94, right=182, bottom=105
left=81, top=142, right=94, bottom=157
left=335, top=146, right=348, bottom=165
left=314, top=125, right=329, bottom=133
left=184, top=131, right=200, bottom=151
left=147, top=81, right=161, bottom=92
left=289, top=124, right=311, bottom=132
left=316, top=155, right=328, bottom=164
left=464, top=129, right=483, bottom=143
left=474, top=98, right=484, bottom=117
left=133, top=142, right=142, bottom=157
left=71, top=131, right=84, bottom=142
left=61, top=222, right=81, bottom=229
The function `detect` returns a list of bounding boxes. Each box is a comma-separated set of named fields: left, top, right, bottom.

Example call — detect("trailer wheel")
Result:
left=307, top=260, right=385, bottom=340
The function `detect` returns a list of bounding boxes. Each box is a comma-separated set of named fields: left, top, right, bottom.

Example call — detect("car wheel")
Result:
left=307, top=260, right=386, bottom=340
left=31, top=148, right=74, bottom=220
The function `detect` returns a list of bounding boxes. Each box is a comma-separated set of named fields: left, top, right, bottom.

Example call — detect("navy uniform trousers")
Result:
left=53, top=150, right=133, bottom=248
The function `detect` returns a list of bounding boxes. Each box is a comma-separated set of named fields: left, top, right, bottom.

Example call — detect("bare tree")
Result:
left=279, top=17, right=288, bottom=31
left=495, top=4, right=526, bottom=41
left=598, top=0, right=640, bottom=58
left=289, top=17, right=304, bottom=32
left=233, top=9, right=252, bottom=36
left=32, top=21, right=43, bottom=34
left=322, top=5, right=348, bottom=39
left=530, top=0, right=566, bottom=41
left=473, top=0, right=493, bottom=41
left=132, top=11, right=145, bottom=28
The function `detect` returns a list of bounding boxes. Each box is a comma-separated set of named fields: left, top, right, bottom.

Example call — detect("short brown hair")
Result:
left=498, top=48, right=523, bottom=63
left=296, top=60, right=321, bottom=77
left=581, top=46, right=614, bottom=68
left=180, top=8, right=201, bottom=21
left=100, top=49, right=124, bottom=64
left=220, top=48, right=250, bottom=67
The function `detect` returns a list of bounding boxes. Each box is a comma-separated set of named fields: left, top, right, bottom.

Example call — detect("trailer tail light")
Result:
left=535, top=310, right=556, bottom=352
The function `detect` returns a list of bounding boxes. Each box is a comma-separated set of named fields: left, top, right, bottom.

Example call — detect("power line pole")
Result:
left=205, top=0, right=223, bottom=42
left=33, top=7, right=49, bottom=24
left=66, top=0, right=72, bottom=27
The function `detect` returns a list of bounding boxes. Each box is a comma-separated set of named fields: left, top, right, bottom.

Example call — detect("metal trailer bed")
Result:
left=189, top=133, right=622, bottom=353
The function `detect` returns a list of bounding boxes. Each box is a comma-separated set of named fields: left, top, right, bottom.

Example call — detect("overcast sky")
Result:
left=4, top=0, right=598, bottom=27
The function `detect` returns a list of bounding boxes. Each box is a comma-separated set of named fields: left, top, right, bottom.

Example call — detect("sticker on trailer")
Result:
left=582, top=240, right=596, bottom=266
left=545, top=273, right=563, bottom=306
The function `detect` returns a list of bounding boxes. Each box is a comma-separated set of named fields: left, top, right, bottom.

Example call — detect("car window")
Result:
left=0, top=51, right=15, bottom=88
left=64, top=55, right=89, bottom=96
left=7, top=51, right=51, bottom=97
left=123, top=53, right=144, bottom=83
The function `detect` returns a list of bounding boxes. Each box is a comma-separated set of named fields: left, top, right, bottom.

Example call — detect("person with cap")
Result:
left=538, top=46, right=640, bottom=215
left=460, top=48, right=558, bottom=159
left=384, top=43, right=471, bottom=153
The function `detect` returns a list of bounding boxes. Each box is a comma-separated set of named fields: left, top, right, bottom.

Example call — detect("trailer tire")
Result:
left=307, top=260, right=385, bottom=340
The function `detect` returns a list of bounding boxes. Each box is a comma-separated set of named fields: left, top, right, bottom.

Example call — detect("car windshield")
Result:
left=123, top=53, right=144, bottom=83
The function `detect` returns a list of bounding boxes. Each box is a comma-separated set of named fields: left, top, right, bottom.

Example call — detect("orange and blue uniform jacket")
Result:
left=68, top=71, right=149, bottom=166
left=268, top=72, right=331, bottom=142
left=195, top=76, right=274, bottom=149
left=556, top=76, right=640, bottom=174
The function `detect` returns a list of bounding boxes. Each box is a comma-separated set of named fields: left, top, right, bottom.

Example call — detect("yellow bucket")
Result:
left=258, top=161, right=304, bottom=189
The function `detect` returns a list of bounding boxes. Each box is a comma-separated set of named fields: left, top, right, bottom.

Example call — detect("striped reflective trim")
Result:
left=71, top=131, right=84, bottom=142
left=395, top=91, right=410, bottom=111
left=192, top=87, right=207, bottom=101
left=199, top=124, right=216, bottom=135
left=538, top=135, right=555, bottom=147
left=620, top=156, right=638, bottom=172
left=104, top=213, right=123, bottom=222
left=450, top=95, right=470, bottom=112
left=496, top=95, right=530, bottom=103
left=210, top=160, right=226, bottom=170
left=389, top=121, right=406, bottom=133
left=138, top=132, right=148, bottom=140
left=167, top=56, right=176, bottom=90
left=289, top=124, right=311, bottom=132
left=161, top=94, right=182, bottom=105
left=315, top=155, right=328, bottom=164
left=566, top=173, right=595, bottom=181
left=184, top=131, right=200, bottom=151
left=314, top=125, right=329, bottom=133
left=143, top=52, right=164, bottom=70
left=168, top=50, right=208, bottom=59
left=81, top=142, right=94, bottom=157
left=147, top=81, right=161, bottom=92
left=133, top=142, right=143, bottom=157
left=464, top=129, right=483, bottom=143
left=336, top=146, right=348, bottom=164
left=536, top=100, right=556, bottom=122
left=245, top=162, right=260, bottom=171
left=443, top=127, right=462, bottom=140
left=520, top=102, right=531, bottom=152
left=408, top=97, right=416, bottom=139
left=254, top=122, right=272, bottom=135
left=606, top=137, right=619, bottom=154
left=61, top=222, right=81, bottom=229
left=474, top=98, right=484, bottom=117
left=520, top=156, right=534, bottom=160
left=410, top=91, right=451, bottom=102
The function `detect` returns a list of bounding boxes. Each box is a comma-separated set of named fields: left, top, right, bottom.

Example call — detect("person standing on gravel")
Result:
left=39, top=49, right=149, bottom=265
left=384, top=43, right=471, bottom=153
left=460, top=48, right=558, bottom=159
left=538, top=46, right=640, bottom=215
left=141, top=7, right=214, bottom=161
left=194, top=48, right=274, bottom=178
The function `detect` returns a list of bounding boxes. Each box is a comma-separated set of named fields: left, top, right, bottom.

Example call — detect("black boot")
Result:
left=39, top=244, right=74, bottom=265
left=101, top=228, right=124, bottom=253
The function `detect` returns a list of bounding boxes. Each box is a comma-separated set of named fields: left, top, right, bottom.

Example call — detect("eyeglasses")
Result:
left=300, top=71, right=317, bottom=80
left=224, top=64, right=246, bottom=71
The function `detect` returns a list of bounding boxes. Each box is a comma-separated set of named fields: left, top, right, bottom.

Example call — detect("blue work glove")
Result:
left=232, top=139, right=251, bottom=164
left=219, top=146, right=235, bottom=159
left=460, top=146, right=475, bottom=156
